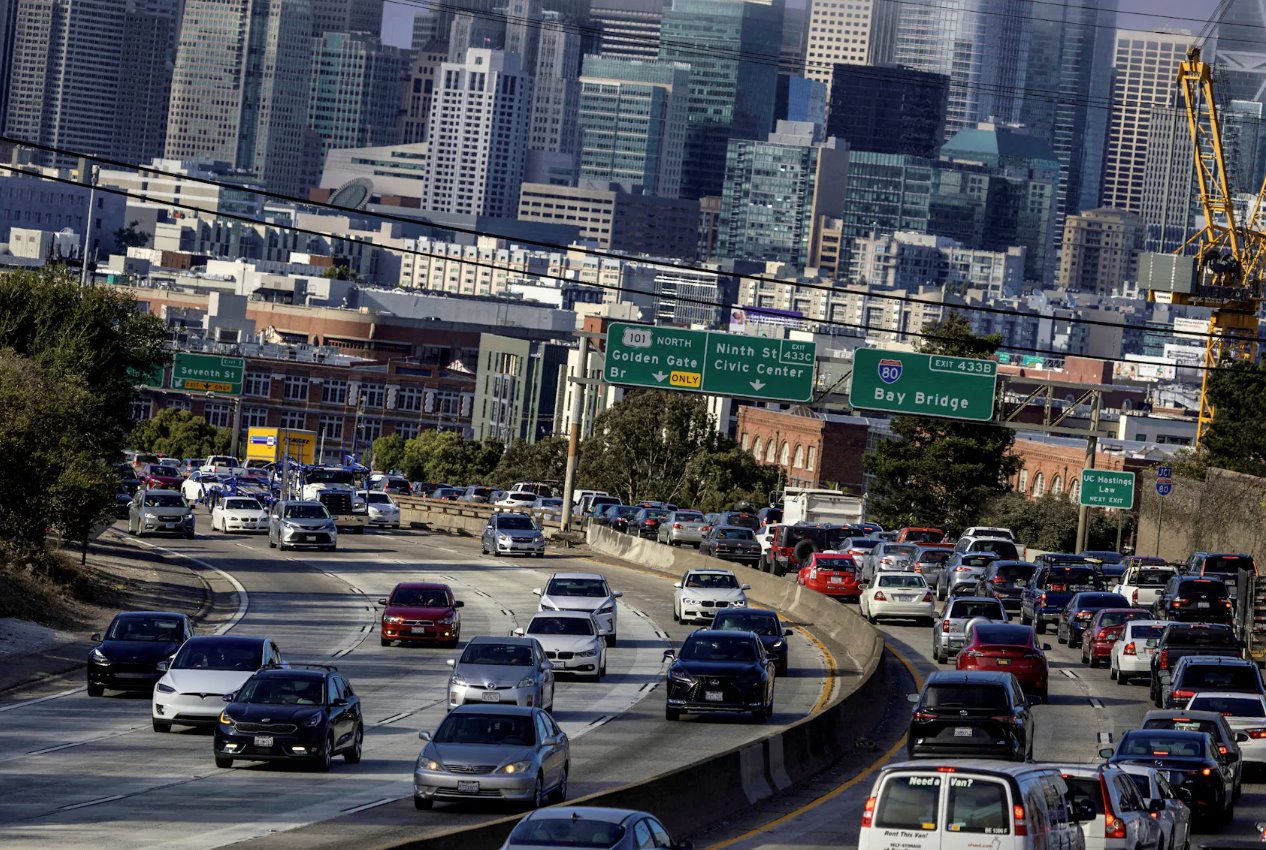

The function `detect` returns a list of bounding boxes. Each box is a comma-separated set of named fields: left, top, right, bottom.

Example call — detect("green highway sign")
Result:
left=130, top=364, right=166, bottom=388
left=1079, top=470, right=1136, bottom=509
left=603, top=323, right=815, bottom=402
left=848, top=348, right=998, bottom=422
left=171, top=352, right=244, bottom=395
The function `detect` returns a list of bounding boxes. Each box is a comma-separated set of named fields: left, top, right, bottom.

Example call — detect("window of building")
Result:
left=280, top=411, right=306, bottom=430
left=204, top=402, right=231, bottom=428
left=806, top=446, right=816, bottom=471
left=780, top=442, right=790, bottom=466
left=165, top=398, right=191, bottom=412
left=1032, top=472, right=1045, bottom=498
left=751, top=436, right=762, bottom=458
left=244, top=372, right=271, bottom=397
left=359, top=382, right=386, bottom=409
left=1051, top=475, right=1064, bottom=496
left=357, top=418, right=382, bottom=444
left=793, top=445, right=804, bottom=468
left=1017, top=469, right=1028, bottom=493
left=395, top=421, right=421, bottom=440
left=318, top=415, right=344, bottom=442
left=241, top=406, right=268, bottom=429
left=283, top=376, right=308, bottom=402
left=129, top=399, right=152, bottom=421
left=398, top=385, right=424, bottom=412
left=322, top=378, right=347, bottom=405
left=765, top=439, right=777, bottom=464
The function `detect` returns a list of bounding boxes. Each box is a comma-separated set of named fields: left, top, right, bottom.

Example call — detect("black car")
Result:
left=628, top=507, right=671, bottom=538
left=711, top=608, right=793, bottom=675
left=907, top=671, right=1033, bottom=762
left=1156, top=656, right=1265, bottom=709
left=1142, top=709, right=1243, bottom=801
left=973, top=561, right=1036, bottom=611
left=718, top=511, right=760, bottom=532
left=88, top=611, right=193, bottom=696
left=1152, top=576, right=1234, bottom=624
left=215, top=666, right=364, bottom=771
left=1102, top=729, right=1232, bottom=828
left=698, top=525, right=761, bottom=565
left=663, top=629, right=775, bottom=722
left=1056, top=591, right=1131, bottom=648
left=606, top=505, right=640, bottom=534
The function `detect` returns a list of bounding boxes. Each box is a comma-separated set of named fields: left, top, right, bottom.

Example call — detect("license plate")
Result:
left=254, top=735, right=274, bottom=747
left=705, top=691, right=724, bottom=702
left=995, top=658, right=1011, bottom=665
left=481, top=691, right=500, bottom=702
left=829, top=576, right=843, bottom=584
left=410, top=626, right=429, bottom=634
left=457, top=780, right=480, bottom=794
left=1197, top=602, right=1210, bottom=608
left=954, top=727, right=973, bottom=737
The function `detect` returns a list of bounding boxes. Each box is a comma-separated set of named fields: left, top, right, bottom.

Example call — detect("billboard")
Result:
left=728, top=306, right=805, bottom=335
left=1115, top=355, right=1176, bottom=382
left=1172, top=317, right=1209, bottom=342
left=1163, top=342, right=1205, bottom=366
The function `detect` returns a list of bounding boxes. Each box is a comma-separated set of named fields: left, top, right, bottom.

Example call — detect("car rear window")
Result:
left=1097, top=611, right=1142, bottom=628
left=1168, top=627, right=1237, bottom=646
left=923, top=683, right=1009, bottom=710
left=1201, top=555, right=1255, bottom=575
left=1178, top=580, right=1228, bottom=598
left=946, top=776, right=1009, bottom=834
left=886, top=544, right=918, bottom=557
left=995, top=564, right=1035, bottom=580
left=903, top=530, right=944, bottom=543
left=875, top=775, right=941, bottom=830
left=1180, top=665, right=1258, bottom=691
left=815, top=556, right=856, bottom=571
left=916, top=549, right=952, bottom=565
left=972, top=626, right=1032, bottom=646
left=718, top=528, right=755, bottom=540
left=1119, top=732, right=1207, bottom=758
left=1130, top=624, right=1166, bottom=640
left=675, top=512, right=705, bottom=522
left=949, top=600, right=1004, bottom=620
left=508, top=818, right=624, bottom=847
left=1188, top=695, right=1265, bottom=717
left=1143, top=717, right=1220, bottom=738
left=1062, top=777, right=1104, bottom=816
left=971, top=540, right=1019, bottom=560
left=1043, top=567, right=1096, bottom=588
left=1079, top=594, right=1128, bottom=607
left=1134, top=569, right=1172, bottom=586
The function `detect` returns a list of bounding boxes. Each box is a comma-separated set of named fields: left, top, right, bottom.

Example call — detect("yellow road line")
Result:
left=702, top=641, right=925, bottom=850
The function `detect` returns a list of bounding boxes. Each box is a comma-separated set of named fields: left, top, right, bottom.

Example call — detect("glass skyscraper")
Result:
left=1218, top=0, right=1266, bottom=103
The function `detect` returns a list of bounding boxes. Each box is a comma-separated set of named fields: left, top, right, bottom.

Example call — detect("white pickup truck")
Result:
left=1112, top=561, right=1178, bottom=608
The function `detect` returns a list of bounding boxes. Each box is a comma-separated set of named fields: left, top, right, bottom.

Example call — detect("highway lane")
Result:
left=0, top=521, right=828, bottom=849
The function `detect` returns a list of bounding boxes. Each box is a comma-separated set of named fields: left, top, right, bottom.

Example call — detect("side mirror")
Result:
left=445, top=658, right=455, bottom=667
left=1148, top=798, right=1165, bottom=814
left=542, top=661, right=554, bottom=671
left=532, top=588, right=542, bottom=596
left=222, top=692, right=235, bottom=702
left=377, top=598, right=387, bottom=606
left=91, top=633, right=102, bottom=642
left=741, top=584, right=751, bottom=590
left=513, top=627, right=525, bottom=636
left=906, top=693, right=921, bottom=704
left=662, top=649, right=676, bottom=661
left=1098, top=746, right=1114, bottom=759
left=418, top=730, right=431, bottom=741
left=785, top=628, right=794, bottom=636
left=330, top=697, right=347, bottom=708
left=613, top=591, right=624, bottom=598
left=454, top=600, right=464, bottom=608
left=673, top=582, right=682, bottom=589
left=156, top=660, right=169, bottom=672
left=1042, top=643, right=1052, bottom=651
left=1238, top=731, right=1251, bottom=743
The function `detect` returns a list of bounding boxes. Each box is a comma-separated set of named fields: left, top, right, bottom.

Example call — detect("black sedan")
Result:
left=711, top=608, right=793, bottom=675
left=627, top=507, right=670, bottom=538
left=214, top=666, right=364, bottom=771
left=1056, top=591, right=1130, bottom=648
left=698, top=526, right=762, bottom=565
left=664, top=630, right=775, bottom=722
left=606, top=505, right=640, bottom=534
left=87, top=611, right=193, bottom=696
left=1102, top=729, right=1231, bottom=829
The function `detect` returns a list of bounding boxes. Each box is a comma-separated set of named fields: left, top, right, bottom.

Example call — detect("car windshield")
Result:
left=306, top=469, right=354, bottom=485
left=528, top=616, right=594, bottom=636
left=223, top=498, right=262, bottom=511
left=391, top=588, right=451, bottom=607
left=1134, top=569, right=1172, bottom=586
left=106, top=616, right=184, bottom=642
left=718, top=528, right=755, bottom=540
left=680, top=635, right=760, bottom=662
left=284, top=504, right=329, bottom=519
left=507, top=817, right=625, bottom=848
left=685, top=572, right=739, bottom=589
left=972, top=626, right=1032, bottom=646
left=546, top=578, right=608, bottom=597
left=713, top=613, right=780, bottom=636
left=1188, top=695, right=1265, bottom=717
left=497, top=516, right=537, bottom=531
left=237, top=676, right=324, bottom=705
left=367, top=493, right=392, bottom=504
left=923, top=684, right=1008, bottom=710
left=460, top=643, right=534, bottom=666
left=1120, top=733, right=1207, bottom=758
left=434, top=712, right=536, bottom=746
left=877, top=575, right=927, bottom=589
left=916, top=550, right=952, bottom=564
left=143, top=493, right=184, bottom=508
left=171, top=640, right=262, bottom=671
left=949, top=601, right=1003, bottom=620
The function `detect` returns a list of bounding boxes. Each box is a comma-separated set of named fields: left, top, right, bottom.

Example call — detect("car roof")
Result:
left=466, top=635, right=539, bottom=647
left=686, top=568, right=736, bottom=575
left=113, top=610, right=187, bottom=619
left=448, top=703, right=537, bottom=717
left=531, top=609, right=595, bottom=620
left=688, top=629, right=759, bottom=641
left=713, top=525, right=753, bottom=532
left=1143, top=709, right=1233, bottom=725
left=713, top=607, right=777, bottom=619
left=391, top=582, right=451, bottom=591
left=183, top=635, right=267, bottom=646
left=141, top=488, right=182, bottom=496
left=946, top=596, right=1002, bottom=604
left=547, top=572, right=606, bottom=581
left=278, top=499, right=325, bottom=506
left=251, top=667, right=327, bottom=680
left=1176, top=656, right=1252, bottom=667
left=521, top=806, right=650, bottom=825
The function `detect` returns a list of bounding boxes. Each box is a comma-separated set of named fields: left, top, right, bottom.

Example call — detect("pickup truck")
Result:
left=312, top=489, right=369, bottom=534
left=1112, top=563, right=1178, bottom=609
left=1147, top=622, right=1245, bottom=690
left=1020, top=563, right=1101, bottom=634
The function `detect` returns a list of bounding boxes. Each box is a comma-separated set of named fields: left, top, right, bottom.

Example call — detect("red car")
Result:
left=796, top=553, right=861, bottom=599
left=956, top=622, right=1050, bottom=702
left=1079, top=608, right=1149, bottom=667
left=379, top=582, right=463, bottom=647
left=141, top=465, right=184, bottom=490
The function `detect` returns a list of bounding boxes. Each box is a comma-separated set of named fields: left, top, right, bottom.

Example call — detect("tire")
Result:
left=481, top=542, right=487, bottom=554
left=549, top=766, right=569, bottom=804
left=530, top=773, right=547, bottom=810
left=152, top=719, right=171, bottom=733
left=607, top=633, right=617, bottom=648
left=381, top=638, right=391, bottom=647
left=344, top=724, right=363, bottom=764
left=792, top=539, right=817, bottom=567
left=1034, top=619, right=1046, bottom=635
left=268, top=537, right=276, bottom=548
left=215, top=755, right=233, bottom=769
left=414, top=795, right=433, bottom=810
left=933, top=644, right=945, bottom=664
left=665, top=706, right=680, bottom=721
left=355, top=526, right=365, bottom=534
left=1037, top=688, right=1048, bottom=704
left=87, top=683, right=104, bottom=697
left=312, top=735, right=334, bottom=772
left=1021, top=612, right=1031, bottom=626
left=937, top=583, right=945, bottom=601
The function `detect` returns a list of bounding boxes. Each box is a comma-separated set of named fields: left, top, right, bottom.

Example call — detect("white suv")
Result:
left=1054, top=764, right=1163, bottom=850
left=1110, top=620, right=1169, bottom=684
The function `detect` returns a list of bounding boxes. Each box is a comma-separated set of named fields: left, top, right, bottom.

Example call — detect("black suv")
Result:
left=663, top=630, right=775, bottom=722
left=1102, top=729, right=1232, bottom=828
left=87, top=611, right=193, bottom=696
left=215, top=666, right=364, bottom=771
left=1152, top=576, right=1234, bottom=624
left=711, top=608, right=793, bottom=675
left=718, top=511, right=760, bottom=532
left=907, top=671, right=1033, bottom=761
left=1156, top=656, right=1265, bottom=709
left=628, top=507, right=670, bottom=538
left=973, top=561, right=1036, bottom=611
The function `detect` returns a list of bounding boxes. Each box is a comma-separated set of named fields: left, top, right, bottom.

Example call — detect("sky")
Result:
left=380, top=0, right=1227, bottom=49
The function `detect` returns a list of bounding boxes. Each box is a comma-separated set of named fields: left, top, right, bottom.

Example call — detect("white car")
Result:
left=756, top=523, right=786, bottom=557
left=1110, top=619, right=1169, bottom=684
left=210, top=496, right=270, bottom=533
left=496, top=490, right=539, bottom=509
left=1112, top=564, right=1178, bottom=609
left=1056, top=763, right=1164, bottom=850
left=516, top=610, right=607, bottom=681
left=534, top=572, right=623, bottom=646
left=859, top=572, right=934, bottom=625
left=180, top=471, right=227, bottom=506
left=358, top=490, right=401, bottom=528
left=673, top=568, right=750, bottom=625
left=152, top=635, right=284, bottom=732
left=1185, top=691, right=1266, bottom=766
left=1117, top=764, right=1192, bottom=850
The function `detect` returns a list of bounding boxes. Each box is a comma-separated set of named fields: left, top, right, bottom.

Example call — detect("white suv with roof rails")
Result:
left=1053, top=763, right=1164, bottom=850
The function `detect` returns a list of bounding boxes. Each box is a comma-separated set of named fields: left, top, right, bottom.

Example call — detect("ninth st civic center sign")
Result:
left=849, top=348, right=998, bottom=422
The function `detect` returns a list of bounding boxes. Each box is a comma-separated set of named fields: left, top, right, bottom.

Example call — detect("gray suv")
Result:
left=128, top=489, right=195, bottom=538
left=931, top=596, right=1009, bottom=664
left=482, top=512, right=546, bottom=557
left=268, top=500, right=337, bottom=551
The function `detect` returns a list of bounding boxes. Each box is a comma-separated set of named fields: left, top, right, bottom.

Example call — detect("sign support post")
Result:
left=1074, top=393, right=1102, bottom=553
left=560, top=335, right=589, bottom=533
left=1154, top=465, right=1173, bottom=557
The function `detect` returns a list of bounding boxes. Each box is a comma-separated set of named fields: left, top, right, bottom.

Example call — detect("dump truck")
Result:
left=780, top=488, right=864, bottom=527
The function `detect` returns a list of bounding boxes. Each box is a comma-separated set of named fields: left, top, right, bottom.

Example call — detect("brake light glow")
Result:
left=673, top=523, right=682, bottom=529
left=873, top=591, right=887, bottom=601
left=1123, top=641, right=1136, bottom=655
left=1132, top=589, right=1139, bottom=603
left=936, top=766, right=957, bottom=772
left=991, top=714, right=1017, bottom=723
left=942, top=620, right=951, bottom=632
left=1159, top=649, right=1169, bottom=669
left=1102, top=775, right=1126, bottom=839
left=1014, top=804, right=1027, bottom=836
left=1096, top=629, right=1112, bottom=640
left=1244, top=728, right=1266, bottom=739
left=923, top=592, right=935, bottom=603
left=912, top=710, right=935, bottom=722
left=861, top=796, right=876, bottom=828
left=1171, top=689, right=1195, bottom=702
left=1202, top=768, right=1212, bottom=776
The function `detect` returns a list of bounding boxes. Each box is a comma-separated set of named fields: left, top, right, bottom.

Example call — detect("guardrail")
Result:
left=394, top=496, right=566, bottom=537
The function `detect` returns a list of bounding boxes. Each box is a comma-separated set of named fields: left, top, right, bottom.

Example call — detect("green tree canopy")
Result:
left=980, top=491, right=1134, bottom=553
left=1201, top=360, right=1266, bottom=478
left=129, top=408, right=231, bottom=459
left=863, top=315, right=1020, bottom=533
left=372, top=434, right=406, bottom=473
left=492, top=438, right=567, bottom=489
left=400, top=430, right=502, bottom=484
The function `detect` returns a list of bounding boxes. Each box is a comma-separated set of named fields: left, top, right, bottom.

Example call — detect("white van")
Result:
left=859, top=761, right=1088, bottom=850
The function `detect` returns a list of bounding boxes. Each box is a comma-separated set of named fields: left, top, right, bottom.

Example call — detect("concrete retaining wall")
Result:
left=395, top=496, right=562, bottom=538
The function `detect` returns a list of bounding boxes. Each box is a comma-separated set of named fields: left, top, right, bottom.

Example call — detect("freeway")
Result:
left=0, top=521, right=829, bottom=849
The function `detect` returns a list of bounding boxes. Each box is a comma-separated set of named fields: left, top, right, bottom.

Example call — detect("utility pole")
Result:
left=80, top=165, right=99, bottom=286
left=560, top=335, right=590, bottom=532
left=1074, top=392, right=1102, bottom=553
left=229, top=396, right=242, bottom=461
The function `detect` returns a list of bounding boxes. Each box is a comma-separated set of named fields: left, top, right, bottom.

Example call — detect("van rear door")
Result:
left=940, top=773, right=1015, bottom=850
left=864, top=770, right=1019, bottom=850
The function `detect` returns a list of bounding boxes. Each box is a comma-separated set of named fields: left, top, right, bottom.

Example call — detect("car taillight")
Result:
left=673, top=523, right=682, bottom=529
left=912, top=710, right=935, bottom=722
left=923, top=592, right=935, bottom=603
left=1132, top=589, right=1139, bottom=603
left=1076, top=611, right=1093, bottom=619
left=1123, top=641, right=1136, bottom=655
left=942, top=620, right=951, bottom=632
left=990, top=577, right=1006, bottom=583
left=1171, top=599, right=1187, bottom=607
left=991, top=714, right=1018, bottom=724
left=1013, top=804, right=1028, bottom=836
left=861, top=796, right=876, bottom=828
left=873, top=591, right=887, bottom=601
left=1102, top=775, right=1127, bottom=839
left=1159, top=649, right=1169, bottom=668
left=1096, top=629, right=1111, bottom=640
left=1201, top=767, right=1212, bottom=776
left=1244, top=728, right=1266, bottom=739
left=1171, top=689, right=1195, bottom=702
left=1039, top=593, right=1047, bottom=605
left=1224, top=600, right=1233, bottom=608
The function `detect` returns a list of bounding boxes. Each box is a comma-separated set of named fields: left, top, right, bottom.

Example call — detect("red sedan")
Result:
left=379, top=582, right=463, bottom=647
left=797, top=553, right=861, bottom=600
left=956, top=622, right=1050, bottom=702
left=1079, top=608, right=1148, bottom=667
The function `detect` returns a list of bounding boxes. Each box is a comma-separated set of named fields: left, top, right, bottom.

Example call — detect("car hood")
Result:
left=679, top=588, right=746, bottom=601
left=453, top=663, right=536, bottom=688
left=225, top=703, right=324, bottom=724
left=529, top=634, right=599, bottom=653
left=386, top=605, right=455, bottom=620
left=425, top=741, right=537, bottom=767
left=163, top=668, right=256, bottom=695
left=142, top=508, right=191, bottom=518
left=220, top=509, right=268, bottom=519
left=676, top=660, right=763, bottom=677
left=541, top=595, right=609, bottom=612
left=97, top=640, right=180, bottom=662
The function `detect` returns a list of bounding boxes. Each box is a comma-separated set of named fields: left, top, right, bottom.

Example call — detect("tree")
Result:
left=129, top=408, right=231, bottom=459
left=863, top=315, right=1020, bottom=533
left=372, top=434, right=406, bottom=473
left=400, top=430, right=502, bottom=484
left=114, top=221, right=149, bottom=251
left=1201, top=360, right=1266, bottom=478
left=320, top=265, right=355, bottom=281
left=980, top=491, right=1135, bottom=553
left=492, top=438, right=567, bottom=489
left=681, top=446, right=781, bottom=513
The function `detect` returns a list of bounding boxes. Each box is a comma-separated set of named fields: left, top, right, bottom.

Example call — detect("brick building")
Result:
left=736, top=407, right=869, bottom=490
left=1008, top=434, right=1162, bottom=504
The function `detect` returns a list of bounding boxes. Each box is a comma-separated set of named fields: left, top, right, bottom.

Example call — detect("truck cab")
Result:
left=300, top=467, right=368, bottom=533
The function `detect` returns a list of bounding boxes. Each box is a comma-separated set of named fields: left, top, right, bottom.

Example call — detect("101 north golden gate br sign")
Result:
left=603, top=323, right=815, bottom=402
left=849, top=348, right=998, bottom=422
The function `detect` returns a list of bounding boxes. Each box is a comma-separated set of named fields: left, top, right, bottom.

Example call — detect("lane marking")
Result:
left=59, top=794, right=126, bottom=812
left=341, top=797, right=394, bottom=815
left=112, top=531, right=250, bottom=636
left=1089, top=697, right=1104, bottom=709
left=1061, top=669, right=1079, bottom=679
left=1098, top=732, right=1114, bottom=744
left=0, top=686, right=87, bottom=714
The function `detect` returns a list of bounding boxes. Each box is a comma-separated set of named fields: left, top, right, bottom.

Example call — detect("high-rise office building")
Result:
left=826, top=64, right=948, bottom=158
left=577, top=56, right=690, bottom=197
left=591, top=0, right=662, bottom=60
left=659, top=0, right=784, bottom=200
left=505, top=0, right=542, bottom=70
left=166, top=0, right=315, bottom=196
left=529, top=13, right=582, bottom=155
left=310, top=0, right=382, bottom=35
left=309, top=32, right=406, bottom=159
left=892, top=0, right=1031, bottom=136
left=1139, top=101, right=1195, bottom=254
left=399, top=44, right=449, bottom=144
left=1101, top=29, right=1188, bottom=213
left=802, top=0, right=897, bottom=86
left=0, top=0, right=18, bottom=133
left=1218, top=0, right=1266, bottom=103
left=1057, top=207, right=1146, bottom=294
left=412, top=10, right=441, bottom=49
left=448, top=9, right=506, bottom=62
left=775, top=75, right=828, bottom=140
left=423, top=49, right=533, bottom=218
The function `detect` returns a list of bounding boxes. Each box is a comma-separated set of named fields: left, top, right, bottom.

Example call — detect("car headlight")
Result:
left=420, top=756, right=445, bottom=771
left=156, top=682, right=175, bottom=693
left=669, top=668, right=695, bottom=684
left=219, top=711, right=236, bottom=727
left=737, top=594, right=748, bottom=605
left=90, top=648, right=110, bottom=664
left=575, top=649, right=597, bottom=658
left=438, top=614, right=457, bottom=625
left=496, top=761, right=532, bottom=775
left=770, top=640, right=784, bottom=649
left=516, top=676, right=537, bottom=688
left=498, top=534, right=511, bottom=542
left=384, top=615, right=404, bottom=624
left=596, top=604, right=614, bottom=615
left=141, top=512, right=157, bottom=520
left=300, top=712, right=324, bottom=727
left=540, top=602, right=558, bottom=611
left=451, top=674, right=468, bottom=687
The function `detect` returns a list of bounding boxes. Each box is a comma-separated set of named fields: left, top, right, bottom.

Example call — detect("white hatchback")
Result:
left=1110, top=620, right=1169, bottom=685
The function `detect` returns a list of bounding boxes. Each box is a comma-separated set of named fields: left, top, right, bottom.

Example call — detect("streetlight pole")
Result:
left=80, top=165, right=99, bottom=286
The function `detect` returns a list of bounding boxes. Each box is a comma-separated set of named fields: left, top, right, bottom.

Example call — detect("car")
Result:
left=605, top=505, right=640, bottom=534
left=1056, top=592, right=1131, bottom=648
left=1111, top=619, right=1170, bottom=684
left=213, top=665, right=363, bottom=771
left=956, top=622, right=1050, bottom=702
left=87, top=611, right=193, bottom=696
left=369, top=473, right=412, bottom=495
left=1151, top=576, right=1234, bottom=624
left=413, top=704, right=569, bottom=810
left=446, top=636, right=555, bottom=712
left=673, top=568, right=750, bottom=625
left=460, top=485, right=497, bottom=503
left=796, top=552, right=862, bottom=600
left=1185, top=692, right=1266, bottom=768
left=1185, top=552, right=1257, bottom=601
left=860, top=572, right=935, bottom=625
left=210, top=495, right=270, bottom=533
left=496, top=490, right=539, bottom=509
left=657, top=510, right=708, bottom=547
left=906, top=671, right=1033, bottom=761
left=626, top=506, right=671, bottom=538
left=482, top=512, right=546, bottom=558
left=431, top=487, right=464, bottom=501
left=358, top=490, right=401, bottom=527
left=201, top=454, right=240, bottom=472
left=531, top=497, right=564, bottom=522
left=533, top=572, right=622, bottom=645
left=501, top=807, right=693, bottom=850
left=1112, top=562, right=1178, bottom=609
left=663, top=629, right=775, bottom=722
left=1055, top=763, right=1165, bottom=850
left=698, top=525, right=762, bottom=565
left=379, top=582, right=463, bottom=647
left=895, top=527, right=945, bottom=544
left=151, top=635, right=285, bottom=732
left=717, top=510, right=760, bottom=532
left=268, top=499, right=337, bottom=551
left=1156, top=656, right=1266, bottom=709
left=867, top=542, right=920, bottom=577
left=973, top=560, right=1037, bottom=611
left=114, top=480, right=137, bottom=518
left=1079, top=608, right=1150, bottom=667
left=516, top=611, right=607, bottom=681
left=1021, top=562, right=1102, bottom=633
left=582, top=494, right=620, bottom=518
left=953, top=535, right=1020, bottom=561
left=141, top=463, right=184, bottom=490
left=179, top=471, right=225, bottom=506
left=765, top=524, right=855, bottom=576
left=910, top=546, right=954, bottom=588
left=1101, top=729, right=1232, bottom=829
left=960, top=526, right=1016, bottom=543
left=712, top=607, right=793, bottom=675
left=935, top=552, right=1000, bottom=600
left=1115, top=765, right=1193, bottom=850
left=930, top=596, right=1009, bottom=664
left=1141, top=709, right=1243, bottom=798
left=127, top=488, right=195, bottom=538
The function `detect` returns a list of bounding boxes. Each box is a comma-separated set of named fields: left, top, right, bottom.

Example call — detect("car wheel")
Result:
left=665, top=706, right=680, bottom=721
left=355, top=526, right=365, bottom=534
left=1034, top=620, right=1046, bottom=635
left=1037, top=688, right=1048, bottom=704
left=152, top=719, right=171, bottom=733
left=87, top=683, right=104, bottom=697
left=480, top=542, right=487, bottom=554
left=344, top=724, right=363, bottom=764
left=754, top=699, right=772, bottom=723
left=672, top=607, right=680, bottom=624
left=1020, top=612, right=1031, bottom=625
left=268, top=536, right=275, bottom=548
left=936, top=584, right=945, bottom=601
left=530, top=772, right=547, bottom=810
left=413, top=795, right=433, bottom=810
left=607, top=633, right=617, bottom=648
left=215, top=755, right=233, bottom=769
left=933, top=644, right=945, bottom=664
left=313, top=735, right=334, bottom=772
left=549, top=765, right=569, bottom=804
left=381, top=638, right=391, bottom=647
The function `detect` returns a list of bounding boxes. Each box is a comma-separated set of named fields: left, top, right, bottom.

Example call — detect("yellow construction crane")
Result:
left=1144, top=46, right=1264, bottom=442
